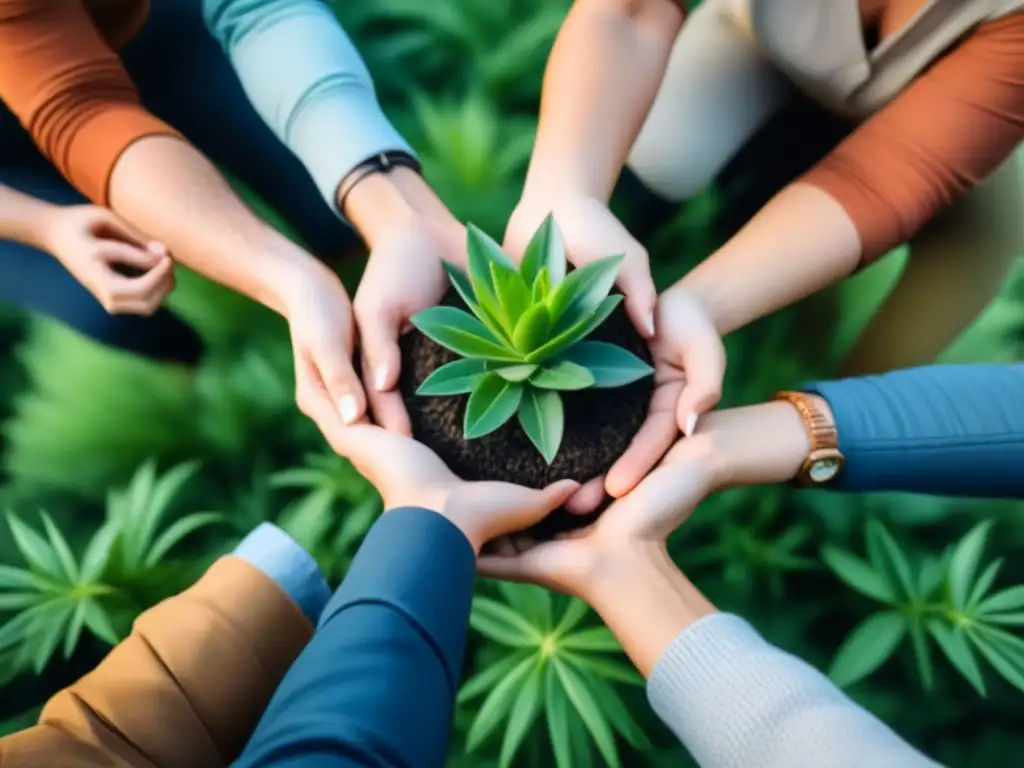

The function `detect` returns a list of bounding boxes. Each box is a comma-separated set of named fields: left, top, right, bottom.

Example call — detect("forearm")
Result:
left=694, top=363, right=1024, bottom=498
left=107, top=135, right=318, bottom=315
left=523, top=0, right=684, bottom=202
left=0, top=184, right=59, bottom=251
left=674, top=183, right=862, bottom=336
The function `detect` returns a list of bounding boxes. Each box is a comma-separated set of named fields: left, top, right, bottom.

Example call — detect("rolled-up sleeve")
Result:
left=0, top=0, right=180, bottom=204
left=203, top=0, right=413, bottom=213
left=801, top=13, right=1024, bottom=265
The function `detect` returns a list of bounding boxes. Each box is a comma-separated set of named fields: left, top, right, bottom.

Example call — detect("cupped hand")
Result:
left=353, top=213, right=463, bottom=435
left=602, top=284, right=725, bottom=500
left=334, top=424, right=579, bottom=553
left=478, top=437, right=717, bottom=598
left=282, top=260, right=368, bottom=451
left=504, top=194, right=657, bottom=340
left=41, top=205, right=174, bottom=316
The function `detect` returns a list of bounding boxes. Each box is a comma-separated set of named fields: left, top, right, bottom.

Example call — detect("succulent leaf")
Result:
left=531, top=361, right=595, bottom=391
left=443, top=263, right=511, bottom=343
left=464, top=374, right=524, bottom=439
left=531, top=267, right=552, bottom=303
left=559, top=341, right=654, bottom=389
left=526, top=295, right=623, bottom=364
left=547, top=254, right=624, bottom=326
left=412, top=306, right=521, bottom=361
left=519, top=214, right=565, bottom=288
left=491, top=262, right=531, bottom=328
left=468, top=222, right=518, bottom=270
left=512, top=304, right=552, bottom=353
left=494, top=364, right=538, bottom=383
left=518, top=386, right=564, bottom=464
left=417, top=359, right=489, bottom=396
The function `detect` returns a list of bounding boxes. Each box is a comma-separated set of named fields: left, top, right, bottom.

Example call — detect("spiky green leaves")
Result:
left=411, top=215, right=654, bottom=464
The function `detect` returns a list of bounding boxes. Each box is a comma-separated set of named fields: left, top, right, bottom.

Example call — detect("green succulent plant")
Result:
left=410, top=215, right=654, bottom=463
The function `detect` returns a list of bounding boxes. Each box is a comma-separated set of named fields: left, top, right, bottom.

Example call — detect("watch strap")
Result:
left=773, top=391, right=838, bottom=452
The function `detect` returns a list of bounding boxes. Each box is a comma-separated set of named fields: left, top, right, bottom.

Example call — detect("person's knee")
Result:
left=626, top=137, right=720, bottom=203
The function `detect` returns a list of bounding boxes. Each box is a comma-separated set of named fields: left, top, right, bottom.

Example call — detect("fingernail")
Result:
left=339, top=394, right=359, bottom=424
left=646, top=311, right=656, bottom=337
left=684, top=412, right=698, bottom=438
left=374, top=364, right=389, bottom=392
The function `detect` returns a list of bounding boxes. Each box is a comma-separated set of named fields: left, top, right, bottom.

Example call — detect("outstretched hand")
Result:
left=478, top=436, right=718, bottom=598
left=334, top=424, right=580, bottom=553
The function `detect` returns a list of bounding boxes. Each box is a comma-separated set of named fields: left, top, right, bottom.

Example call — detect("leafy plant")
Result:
left=411, top=216, right=653, bottom=462
left=824, top=519, right=1024, bottom=696
left=459, top=583, right=648, bottom=768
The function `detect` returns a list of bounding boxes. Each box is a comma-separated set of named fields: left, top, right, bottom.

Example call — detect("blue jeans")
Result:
left=0, top=0, right=355, bottom=365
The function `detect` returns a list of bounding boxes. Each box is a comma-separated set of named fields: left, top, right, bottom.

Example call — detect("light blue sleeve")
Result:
left=203, top=0, right=414, bottom=215
left=647, top=614, right=944, bottom=768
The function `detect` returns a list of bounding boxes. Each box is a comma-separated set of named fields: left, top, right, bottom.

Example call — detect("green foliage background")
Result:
left=1, top=1, right=1023, bottom=765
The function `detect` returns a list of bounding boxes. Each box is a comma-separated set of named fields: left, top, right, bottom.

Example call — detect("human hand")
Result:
left=602, top=283, right=725, bottom=499
left=478, top=436, right=719, bottom=599
left=281, top=260, right=367, bottom=450
left=40, top=204, right=174, bottom=315
left=353, top=211, right=464, bottom=435
left=335, top=424, right=579, bottom=553
left=504, top=194, right=656, bottom=340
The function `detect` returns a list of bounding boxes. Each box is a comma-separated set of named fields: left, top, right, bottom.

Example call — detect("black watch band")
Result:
left=336, top=150, right=422, bottom=216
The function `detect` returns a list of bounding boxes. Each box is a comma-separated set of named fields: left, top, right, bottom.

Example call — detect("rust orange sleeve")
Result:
left=0, top=557, right=314, bottom=768
left=0, top=0, right=181, bottom=205
left=801, top=13, right=1024, bottom=265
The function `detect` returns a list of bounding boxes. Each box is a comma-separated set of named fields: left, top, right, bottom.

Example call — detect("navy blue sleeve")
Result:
left=232, top=507, right=476, bottom=768
left=803, top=363, right=1024, bottom=498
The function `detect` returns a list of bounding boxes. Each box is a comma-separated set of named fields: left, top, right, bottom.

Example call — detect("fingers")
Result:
left=313, top=336, right=366, bottom=427
left=354, top=300, right=413, bottom=435
left=100, top=241, right=166, bottom=272
left=293, top=346, right=366, bottom=455
left=674, top=330, right=726, bottom=437
left=617, top=252, right=658, bottom=339
left=478, top=479, right=580, bottom=539
left=90, top=208, right=165, bottom=253
left=96, top=255, right=175, bottom=316
left=605, top=376, right=684, bottom=498
left=565, top=477, right=606, bottom=514
left=477, top=553, right=541, bottom=584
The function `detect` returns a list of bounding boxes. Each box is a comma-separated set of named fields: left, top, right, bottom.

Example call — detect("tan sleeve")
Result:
left=0, top=0, right=180, bottom=204
left=0, top=556, right=314, bottom=768
left=801, top=13, right=1024, bottom=265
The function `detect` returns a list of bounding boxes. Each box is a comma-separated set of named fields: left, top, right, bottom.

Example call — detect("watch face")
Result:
left=809, top=457, right=841, bottom=483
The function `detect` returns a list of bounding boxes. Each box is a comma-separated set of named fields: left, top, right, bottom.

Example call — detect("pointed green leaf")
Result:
left=979, top=585, right=1024, bottom=616
left=493, top=364, right=538, bottom=383
left=417, top=359, right=488, bottom=396
left=64, top=600, right=89, bottom=659
left=553, top=658, right=619, bottom=767
left=532, top=267, right=552, bottom=303
left=467, top=222, right=517, bottom=270
left=144, top=512, right=225, bottom=568
left=829, top=611, right=907, bottom=688
left=985, top=611, right=1024, bottom=625
left=821, top=546, right=895, bottom=604
left=465, top=655, right=536, bottom=751
left=968, top=558, right=1004, bottom=610
left=458, top=649, right=533, bottom=704
left=471, top=596, right=544, bottom=647
left=491, top=262, right=531, bottom=326
left=40, top=513, right=79, bottom=585
left=0, top=593, right=38, bottom=611
left=499, top=664, right=544, bottom=768
left=465, top=375, right=524, bottom=439
left=865, top=520, right=917, bottom=602
left=519, top=214, right=565, bottom=287
left=83, top=600, right=120, bottom=646
left=512, top=303, right=552, bottom=353
left=80, top=522, right=119, bottom=585
left=949, top=520, right=994, bottom=609
left=559, top=651, right=645, bottom=686
left=412, top=306, right=521, bottom=361
left=445, top=262, right=511, bottom=342
left=970, top=625, right=1024, bottom=694
left=526, top=295, right=622, bottom=364
left=561, top=626, right=622, bottom=652
left=583, top=674, right=651, bottom=750
left=553, top=598, right=591, bottom=637
left=497, top=582, right=552, bottom=631
left=928, top=619, right=986, bottom=696
left=6, top=513, right=60, bottom=579
left=531, top=360, right=595, bottom=391
left=518, top=387, right=564, bottom=464
left=33, top=601, right=74, bottom=673
left=545, top=664, right=574, bottom=768
left=0, top=565, right=60, bottom=593
left=558, top=342, right=653, bottom=389
left=547, top=254, right=624, bottom=325
left=908, top=617, right=934, bottom=690
left=0, top=602, right=51, bottom=652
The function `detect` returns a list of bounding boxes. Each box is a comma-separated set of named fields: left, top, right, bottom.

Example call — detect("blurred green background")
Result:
left=1, top=1, right=1023, bottom=765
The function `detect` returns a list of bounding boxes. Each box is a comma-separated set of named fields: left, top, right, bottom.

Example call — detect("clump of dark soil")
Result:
left=398, top=289, right=654, bottom=539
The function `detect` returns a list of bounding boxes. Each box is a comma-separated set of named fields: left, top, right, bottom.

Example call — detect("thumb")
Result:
left=356, top=302, right=404, bottom=395
left=675, top=331, right=726, bottom=437
left=618, top=251, right=658, bottom=339
left=310, top=340, right=367, bottom=427
left=479, top=479, right=580, bottom=539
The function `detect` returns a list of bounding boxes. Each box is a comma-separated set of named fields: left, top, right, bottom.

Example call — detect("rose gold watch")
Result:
left=773, top=391, right=845, bottom=485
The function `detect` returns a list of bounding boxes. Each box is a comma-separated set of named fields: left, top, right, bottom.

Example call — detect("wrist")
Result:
left=18, top=199, right=63, bottom=252
left=696, top=400, right=811, bottom=490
